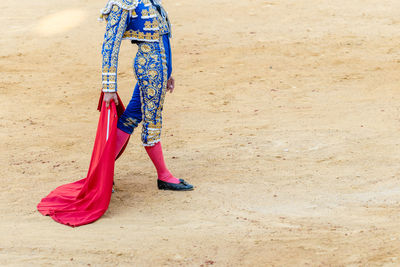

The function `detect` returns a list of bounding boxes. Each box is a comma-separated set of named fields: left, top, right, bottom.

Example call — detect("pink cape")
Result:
left=37, top=92, right=129, bottom=227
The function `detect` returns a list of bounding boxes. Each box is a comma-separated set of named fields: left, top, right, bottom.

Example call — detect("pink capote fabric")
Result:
left=37, top=92, right=129, bottom=227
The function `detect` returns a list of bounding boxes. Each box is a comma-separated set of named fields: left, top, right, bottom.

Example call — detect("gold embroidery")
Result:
left=141, top=44, right=151, bottom=53
left=103, top=83, right=116, bottom=90
left=110, top=9, right=128, bottom=72
left=138, top=57, right=146, bottom=65
left=144, top=21, right=151, bottom=28
left=144, top=20, right=159, bottom=29
left=155, top=4, right=170, bottom=35
left=102, top=75, right=116, bottom=82
left=134, top=39, right=168, bottom=145
left=138, top=32, right=144, bottom=39
left=147, top=102, right=156, bottom=109
left=100, top=0, right=139, bottom=20
left=123, top=29, right=159, bottom=41
left=148, top=70, right=158, bottom=78
left=123, top=117, right=140, bottom=128
left=141, top=9, right=148, bottom=17
left=102, top=66, right=117, bottom=73
left=148, top=88, right=155, bottom=97
left=141, top=7, right=156, bottom=18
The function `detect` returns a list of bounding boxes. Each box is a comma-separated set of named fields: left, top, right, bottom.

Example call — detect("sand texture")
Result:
left=2, top=0, right=400, bottom=265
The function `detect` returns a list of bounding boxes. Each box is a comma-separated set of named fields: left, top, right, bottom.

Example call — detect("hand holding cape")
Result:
left=37, top=92, right=129, bottom=227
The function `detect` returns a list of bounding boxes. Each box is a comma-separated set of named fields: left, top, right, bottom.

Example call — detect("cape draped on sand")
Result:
left=37, top=92, right=129, bottom=227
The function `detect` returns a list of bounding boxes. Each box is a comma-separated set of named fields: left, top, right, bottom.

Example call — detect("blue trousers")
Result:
left=117, top=34, right=172, bottom=146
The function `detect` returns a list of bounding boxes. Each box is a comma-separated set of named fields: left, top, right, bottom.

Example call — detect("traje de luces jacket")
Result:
left=100, top=0, right=171, bottom=92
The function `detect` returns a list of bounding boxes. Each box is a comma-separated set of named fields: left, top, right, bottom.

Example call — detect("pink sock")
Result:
left=115, top=128, right=130, bottom=159
left=145, top=142, right=180, bottom=184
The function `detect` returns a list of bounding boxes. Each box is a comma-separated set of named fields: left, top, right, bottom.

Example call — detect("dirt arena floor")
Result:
left=2, top=0, right=400, bottom=265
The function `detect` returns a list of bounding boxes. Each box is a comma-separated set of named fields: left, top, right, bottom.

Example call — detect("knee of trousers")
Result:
left=117, top=115, right=141, bottom=135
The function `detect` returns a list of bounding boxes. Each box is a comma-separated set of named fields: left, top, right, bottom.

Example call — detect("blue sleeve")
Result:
left=101, top=5, right=129, bottom=92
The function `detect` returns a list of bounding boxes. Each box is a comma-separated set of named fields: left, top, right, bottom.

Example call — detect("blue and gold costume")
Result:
left=100, top=0, right=172, bottom=146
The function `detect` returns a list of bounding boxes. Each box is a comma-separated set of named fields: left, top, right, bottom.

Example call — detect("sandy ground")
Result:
left=2, top=0, right=400, bottom=265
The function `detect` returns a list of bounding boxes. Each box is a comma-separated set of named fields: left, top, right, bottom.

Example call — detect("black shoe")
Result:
left=157, top=179, right=194, bottom=191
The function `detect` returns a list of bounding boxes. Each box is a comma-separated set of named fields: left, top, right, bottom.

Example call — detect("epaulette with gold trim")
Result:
left=99, top=0, right=139, bottom=20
